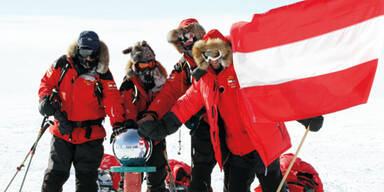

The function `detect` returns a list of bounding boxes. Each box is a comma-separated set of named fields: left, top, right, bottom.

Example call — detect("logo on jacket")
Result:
left=107, top=82, right=117, bottom=90
left=227, top=76, right=237, bottom=88
left=168, top=73, right=176, bottom=82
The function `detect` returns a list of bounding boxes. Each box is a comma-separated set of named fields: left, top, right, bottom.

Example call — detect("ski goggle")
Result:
left=137, top=60, right=156, bottom=70
left=202, top=50, right=222, bottom=62
left=78, top=47, right=95, bottom=58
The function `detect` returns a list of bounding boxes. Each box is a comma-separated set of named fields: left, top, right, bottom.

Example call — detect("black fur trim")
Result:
left=53, top=55, right=69, bottom=69
left=192, top=68, right=207, bottom=82
left=119, top=78, right=135, bottom=91
left=99, top=70, right=113, bottom=80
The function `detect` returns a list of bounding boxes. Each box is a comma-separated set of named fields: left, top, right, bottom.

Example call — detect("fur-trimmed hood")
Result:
left=167, top=19, right=205, bottom=54
left=67, top=40, right=109, bottom=74
left=192, top=33, right=232, bottom=71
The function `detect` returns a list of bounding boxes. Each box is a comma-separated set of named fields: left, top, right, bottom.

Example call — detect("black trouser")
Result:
left=41, top=136, right=104, bottom=192
left=223, top=151, right=287, bottom=192
left=145, top=139, right=168, bottom=192
left=189, top=121, right=216, bottom=192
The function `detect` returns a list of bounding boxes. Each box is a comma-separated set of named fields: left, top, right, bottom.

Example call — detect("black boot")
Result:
left=41, top=169, right=69, bottom=192
left=75, top=171, right=98, bottom=192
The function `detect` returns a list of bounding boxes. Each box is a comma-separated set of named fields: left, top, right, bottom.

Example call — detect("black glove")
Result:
left=184, top=115, right=200, bottom=130
left=39, top=95, right=59, bottom=116
left=109, top=120, right=137, bottom=143
left=138, top=111, right=182, bottom=141
left=297, top=115, right=324, bottom=132
left=53, top=110, right=73, bottom=136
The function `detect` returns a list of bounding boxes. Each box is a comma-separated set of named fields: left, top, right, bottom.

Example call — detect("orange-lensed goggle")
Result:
left=136, top=60, right=156, bottom=70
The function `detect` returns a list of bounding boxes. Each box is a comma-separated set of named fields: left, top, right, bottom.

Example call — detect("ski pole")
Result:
left=19, top=120, right=53, bottom=192
left=163, top=150, right=177, bottom=192
left=3, top=119, right=53, bottom=192
left=276, top=124, right=311, bottom=192
left=177, top=129, right=182, bottom=155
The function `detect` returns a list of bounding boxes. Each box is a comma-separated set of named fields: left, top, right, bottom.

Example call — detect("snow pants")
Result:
left=189, top=121, right=216, bottom=192
left=223, top=151, right=287, bottom=192
left=145, top=139, right=168, bottom=192
left=41, top=136, right=104, bottom=192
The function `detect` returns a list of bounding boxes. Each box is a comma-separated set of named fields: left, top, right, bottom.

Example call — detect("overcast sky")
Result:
left=1, top=0, right=383, bottom=98
left=1, top=0, right=301, bottom=19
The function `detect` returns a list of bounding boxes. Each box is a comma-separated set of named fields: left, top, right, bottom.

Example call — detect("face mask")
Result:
left=77, top=47, right=99, bottom=69
left=138, top=68, right=155, bottom=90
left=179, top=32, right=197, bottom=50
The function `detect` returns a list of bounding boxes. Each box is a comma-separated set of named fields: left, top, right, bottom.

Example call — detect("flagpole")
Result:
left=276, top=124, right=311, bottom=192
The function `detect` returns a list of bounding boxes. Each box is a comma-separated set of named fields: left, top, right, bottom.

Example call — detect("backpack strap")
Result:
left=119, top=77, right=139, bottom=104
left=53, top=55, right=71, bottom=89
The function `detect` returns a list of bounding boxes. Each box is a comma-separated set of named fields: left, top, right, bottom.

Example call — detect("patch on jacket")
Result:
left=168, top=72, right=177, bottom=82
left=106, top=81, right=117, bottom=90
left=227, top=76, right=237, bottom=88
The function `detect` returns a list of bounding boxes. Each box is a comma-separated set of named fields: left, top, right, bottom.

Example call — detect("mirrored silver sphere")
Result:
left=112, top=129, right=152, bottom=166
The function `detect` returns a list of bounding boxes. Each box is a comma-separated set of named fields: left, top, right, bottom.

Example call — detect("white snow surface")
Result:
left=1, top=15, right=384, bottom=192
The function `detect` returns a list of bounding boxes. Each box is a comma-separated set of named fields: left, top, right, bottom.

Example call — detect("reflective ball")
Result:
left=112, top=129, right=152, bottom=166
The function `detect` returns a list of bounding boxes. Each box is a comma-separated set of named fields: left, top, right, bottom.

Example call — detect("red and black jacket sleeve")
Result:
left=99, top=70, right=125, bottom=127
left=146, top=61, right=190, bottom=119
left=171, top=79, right=204, bottom=124
left=38, top=55, right=67, bottom=101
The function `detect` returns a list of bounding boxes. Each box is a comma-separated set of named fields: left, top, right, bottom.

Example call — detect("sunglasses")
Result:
left=137, top=60, right=156, bottom=70
left=202, top=50, right=222, bottom=62
left=78, top=47, right=95, bottom=58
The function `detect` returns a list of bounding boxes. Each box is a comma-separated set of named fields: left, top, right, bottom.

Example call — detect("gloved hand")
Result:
left=109, top=120, right=137, bottom=143
left=297, top=115, right=324, bottom=132
left=39, top=95, right=60, bottom=116
left=138, top=111, right=182, bottom=141
left=53, top=110, right=73, bottom=136
left=184, top=115, right=200, bottom=130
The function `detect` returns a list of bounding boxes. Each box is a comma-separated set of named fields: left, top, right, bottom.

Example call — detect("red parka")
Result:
left=39, top=41, right=125, bottom=144
left=170, top=30, right=291, bottom=168
left=120, top=60, right=168, bottom=121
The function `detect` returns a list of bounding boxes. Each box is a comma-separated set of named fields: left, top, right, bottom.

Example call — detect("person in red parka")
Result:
left=38, top=31, right=127, bottom=192
left=138, top=29, right=324, bottom=192
left=111, top=40, right=168, bottom=192
left=137, top=19, right=216, bottom=192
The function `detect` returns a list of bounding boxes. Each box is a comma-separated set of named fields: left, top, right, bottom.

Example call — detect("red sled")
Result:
left=255, top=153, right=323, bottom=192
left=98, top=154, right=122, bottom=191
left=166, top=159, right=192, bottom=191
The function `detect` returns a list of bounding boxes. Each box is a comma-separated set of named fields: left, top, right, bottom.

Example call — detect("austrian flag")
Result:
left=230, top=0, right=384, bottom=122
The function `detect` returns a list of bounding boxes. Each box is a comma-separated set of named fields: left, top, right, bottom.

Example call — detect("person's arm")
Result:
left=100, top=70, right=125, bottom=126
left=144, top=61, right=190, bottom=120
left=38, top=56, right=67, bottom=116
left=38, top=56, right=66, bottom=100
left=138, top=80, right=204, bottom=141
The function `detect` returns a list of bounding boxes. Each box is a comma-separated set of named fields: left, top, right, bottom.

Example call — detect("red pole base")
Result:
left=123, top=172, right=142, bottom=192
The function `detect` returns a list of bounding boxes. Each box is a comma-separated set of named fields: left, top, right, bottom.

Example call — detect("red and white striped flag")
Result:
left=230, top=0, right=384, bottom=122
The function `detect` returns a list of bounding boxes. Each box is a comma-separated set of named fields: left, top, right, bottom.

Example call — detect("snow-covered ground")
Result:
left=1, top=9, right=384, bottom=192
